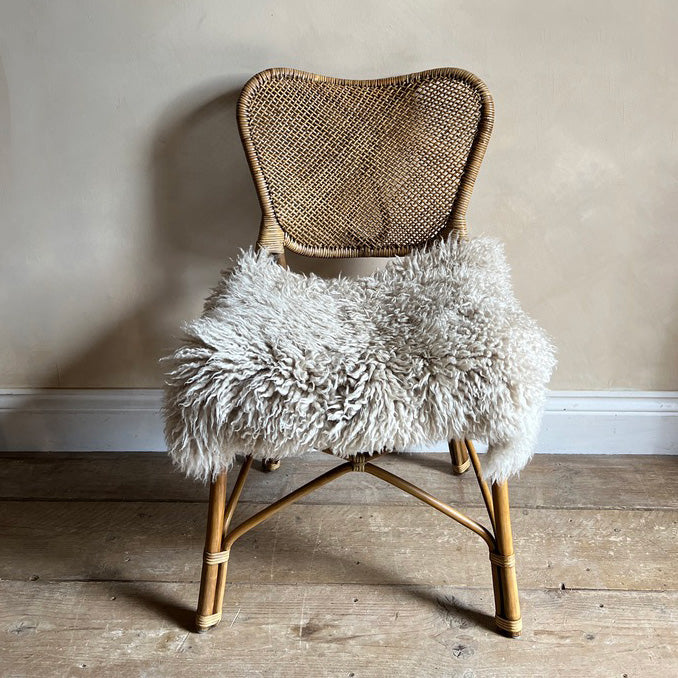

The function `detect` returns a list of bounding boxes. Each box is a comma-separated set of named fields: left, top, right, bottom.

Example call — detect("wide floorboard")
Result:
left=1, top=452, right=676, bottom=677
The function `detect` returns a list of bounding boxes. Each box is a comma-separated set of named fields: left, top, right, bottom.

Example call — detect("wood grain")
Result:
left=1, top=500, right=675, bottom=591
left=2, top=581, right=676, bottom=677
left=1, top=451, right=676, bottom=509
left=2, top=453, right=677, bottom=676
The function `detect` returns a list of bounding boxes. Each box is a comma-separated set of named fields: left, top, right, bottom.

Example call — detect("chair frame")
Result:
left=194, top=68, right=522, bottom=637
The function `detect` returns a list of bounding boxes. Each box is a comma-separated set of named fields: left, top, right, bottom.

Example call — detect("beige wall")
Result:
left=1, top=1, right=676, bottom=390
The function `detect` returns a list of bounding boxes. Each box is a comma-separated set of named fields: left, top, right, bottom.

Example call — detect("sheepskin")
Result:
left=163, top=236, right=556, bottom=484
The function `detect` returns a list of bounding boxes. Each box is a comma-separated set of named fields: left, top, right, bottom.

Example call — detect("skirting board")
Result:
left=0, top=389, right=677, bottom=454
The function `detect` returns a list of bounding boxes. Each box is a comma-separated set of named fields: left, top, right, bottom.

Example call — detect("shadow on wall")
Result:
left=0, top=82, right=385, bottom=449
left=67, top=87, right=260, bottom=387
left=1, top=86, right=255, bottom=449
left=47, top=84, right=385, bottom=388
left=8, top=87, right=256, bottom=391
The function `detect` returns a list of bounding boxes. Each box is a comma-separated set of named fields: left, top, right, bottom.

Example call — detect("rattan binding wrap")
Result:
left=238, top=68, right=494, bottom=258
left=203, top=550, right=230, bottom=566
left=495, top=615, right=522, bottom=635
left=196, top=612, right=222, bottom=628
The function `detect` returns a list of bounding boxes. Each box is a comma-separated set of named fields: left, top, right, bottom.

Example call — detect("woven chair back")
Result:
left=238, top=68, right=493, bottom=258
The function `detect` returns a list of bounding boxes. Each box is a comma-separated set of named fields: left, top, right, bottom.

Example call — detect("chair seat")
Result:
left=163, top=236, right=555, bottom=484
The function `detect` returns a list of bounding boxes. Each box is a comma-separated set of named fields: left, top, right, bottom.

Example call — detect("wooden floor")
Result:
left=1, top=452, right=676, bottom=677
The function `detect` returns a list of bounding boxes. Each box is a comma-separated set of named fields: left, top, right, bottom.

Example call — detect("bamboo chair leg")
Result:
left=195, top=472, right=227, bottom=632
left=449, top=439, right=470, bottom=475
left=263, top=458, right=281, bottom=472
left=465, top=439, right=496, bottom=533
left=490, top=481, right=522, bottom=637
left=213, top=456, right=253, bottom=618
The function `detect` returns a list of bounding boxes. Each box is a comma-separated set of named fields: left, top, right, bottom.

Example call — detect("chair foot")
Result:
left=195, top=611, right=223, bottom=633
left=494, top=614, right=522, bottom=637
left=263, top=458, right=281, bottom=472
left=449, top=439, right=470, bottom=475
left=452, top=459, right=471, bottom=475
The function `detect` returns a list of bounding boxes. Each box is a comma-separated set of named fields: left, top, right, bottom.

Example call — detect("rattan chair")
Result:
left=193, top=67, right=522, bottom=637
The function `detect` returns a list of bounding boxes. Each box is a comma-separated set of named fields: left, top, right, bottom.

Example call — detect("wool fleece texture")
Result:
left=163, top=236, right=556, bottom=483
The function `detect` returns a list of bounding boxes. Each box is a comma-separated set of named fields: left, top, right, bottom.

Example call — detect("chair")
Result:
left=182, top=67, right=526, bottom=637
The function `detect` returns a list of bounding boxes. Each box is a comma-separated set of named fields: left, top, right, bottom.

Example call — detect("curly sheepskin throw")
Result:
left=163, top=236, right=556, bottom=484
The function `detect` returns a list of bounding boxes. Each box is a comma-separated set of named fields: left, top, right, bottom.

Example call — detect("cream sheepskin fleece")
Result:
left=163, top=236, right=556, bottom=483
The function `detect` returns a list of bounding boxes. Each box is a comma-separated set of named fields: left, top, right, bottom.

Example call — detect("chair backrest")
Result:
left=237, top=67, right=493, bottom=258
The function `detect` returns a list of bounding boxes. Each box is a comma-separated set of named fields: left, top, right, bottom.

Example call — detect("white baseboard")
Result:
left=0, top=389, right=677, bottom=454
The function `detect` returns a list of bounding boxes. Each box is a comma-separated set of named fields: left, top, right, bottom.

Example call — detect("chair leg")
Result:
left=465, top=439, right=496, bottom=533
left=449, top=439, right=470, bottom=475
left=212, top=456, right=253, bottom=620
left=262, top=458, right=281, bottom=472
left=490, top=480, right=522, bottom=637
left=195, top=472, right=227, bottom=632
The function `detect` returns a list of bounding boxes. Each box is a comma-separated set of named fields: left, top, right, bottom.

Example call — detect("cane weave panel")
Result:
left=239, top=70, right=488, bottom=255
